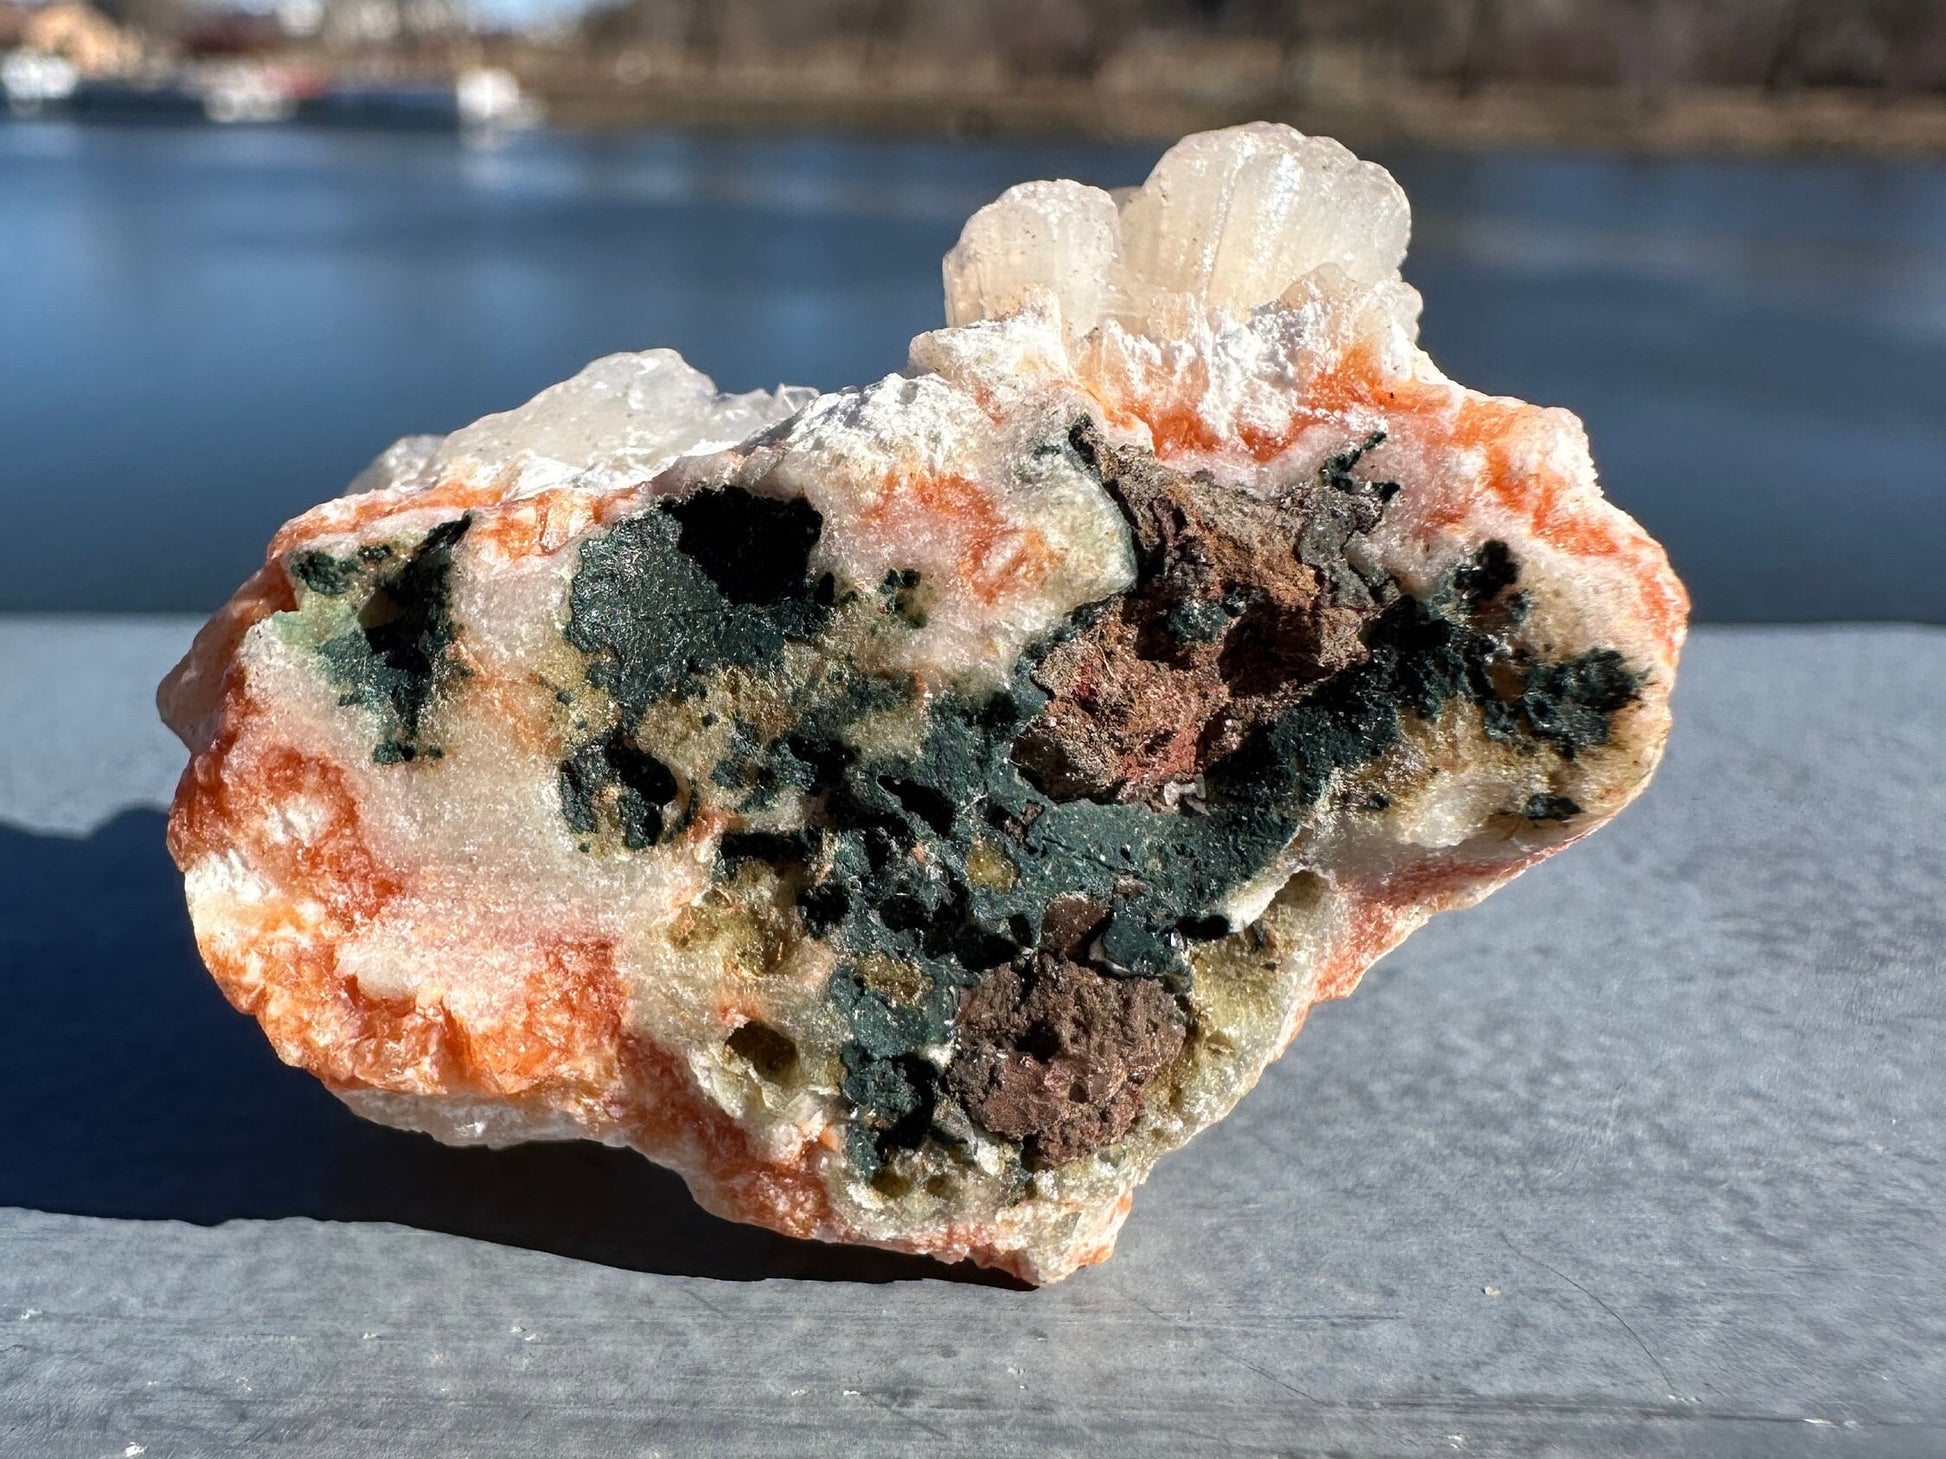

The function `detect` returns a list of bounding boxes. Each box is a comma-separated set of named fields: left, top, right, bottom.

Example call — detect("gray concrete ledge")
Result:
left=1, top=621, right=1941, bottom=1456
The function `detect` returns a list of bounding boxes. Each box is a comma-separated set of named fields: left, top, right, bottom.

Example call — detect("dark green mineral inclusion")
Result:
left=557, top=487, right=832, bottom=849
left=878, top=568, right=927, bottom=628
left=559, top=453, right=1645, bottom=1178
left=565, top=486, right=830, bottom=717
left=290, top=550, right=360, bottom=597
left=1519, top=650, right=1639, bottom=758
left=559, top=731, right=680, bottom=850
left=315, top=515, right=471, bottom=764
left=1522, top=792, right=1584, bottom=822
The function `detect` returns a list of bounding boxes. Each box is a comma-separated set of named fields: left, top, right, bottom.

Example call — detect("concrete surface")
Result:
left=1, top=619, right=1941, bottom=1457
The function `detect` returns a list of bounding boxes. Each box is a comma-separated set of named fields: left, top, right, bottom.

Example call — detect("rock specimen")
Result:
left=160, top=124, right=1686, bottom=1284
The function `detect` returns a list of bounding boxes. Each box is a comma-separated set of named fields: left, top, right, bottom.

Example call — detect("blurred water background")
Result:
left=4, top=120, right=1944, bottom=619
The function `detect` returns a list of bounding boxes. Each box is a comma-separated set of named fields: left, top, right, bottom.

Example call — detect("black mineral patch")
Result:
left=840, top=1046, right=937, bottom=1179
left=717, top=827, right=822, bottom=873
left=1093, top=908, right=1187, bottom=980
left=565, top=488, right=829, bottom=717
left=1164, top=596, right=1231, bottom=646
left=784, top=652, right=1311, bottom=1170
left=877, top=568, right=927, bottom=628
left=1208, top=555, right=1644, bottom=817
left=1454, top=539, right=1519, bottom=611
left=558, top=731, right=680, bottom=850
left=315, top=514, right=471, bottom=764
left=664, top=488, right=824, bottom=607
left=1520, top=650, right=1641, bottom=758
left=289, top=550, right=359, bottom=597
left=1209, top=594, right=1497, bottom=809
left=1318, top=429, right=1399, bottom=500
left=1522, top=792, right=1583, bottom=822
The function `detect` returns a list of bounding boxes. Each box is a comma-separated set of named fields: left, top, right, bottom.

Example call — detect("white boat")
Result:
left=193, top=61, right=301, bottom=126
left=1, top=50, right=80, bottom=115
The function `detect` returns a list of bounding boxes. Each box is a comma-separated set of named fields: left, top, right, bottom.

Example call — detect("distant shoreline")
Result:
left=528, top=69, right=1946, bottom=158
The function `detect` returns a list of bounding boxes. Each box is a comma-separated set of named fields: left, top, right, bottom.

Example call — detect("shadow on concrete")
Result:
left=0, top=811, right=1018, bottom=1287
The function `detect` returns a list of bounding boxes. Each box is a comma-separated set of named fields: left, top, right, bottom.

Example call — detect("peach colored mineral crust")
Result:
left=161, top=124, right=1686, bottom=1285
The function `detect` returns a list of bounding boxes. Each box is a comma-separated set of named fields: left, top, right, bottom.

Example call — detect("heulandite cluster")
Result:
left=160, top=125, right=1686, bottom=1283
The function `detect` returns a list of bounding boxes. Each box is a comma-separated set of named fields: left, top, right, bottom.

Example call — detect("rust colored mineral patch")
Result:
left=947, top=955, right=1188, bottom=1165
left=161, top=123, right=1685, bottom=1284
left=1013, top=422, right=1392, bottom=806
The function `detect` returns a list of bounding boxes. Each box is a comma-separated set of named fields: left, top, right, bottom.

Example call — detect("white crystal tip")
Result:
left=943, top=122, right=1410, bottom=336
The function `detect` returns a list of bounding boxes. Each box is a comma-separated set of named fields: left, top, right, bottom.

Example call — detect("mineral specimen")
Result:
left=160, top=124, right=1686, bottom=1284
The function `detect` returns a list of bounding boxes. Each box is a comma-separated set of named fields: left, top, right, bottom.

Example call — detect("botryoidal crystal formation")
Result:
left=160, top=124, right=1686, bottom=1283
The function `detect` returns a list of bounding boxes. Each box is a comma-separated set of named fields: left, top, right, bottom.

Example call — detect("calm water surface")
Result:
left=4, top=123, right=1943, bottom=618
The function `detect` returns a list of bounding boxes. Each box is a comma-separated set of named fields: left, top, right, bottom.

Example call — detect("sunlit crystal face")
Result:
left=162, top=124, right=1685, bottom=1284
left=943, top=123, right=1411, bottom=333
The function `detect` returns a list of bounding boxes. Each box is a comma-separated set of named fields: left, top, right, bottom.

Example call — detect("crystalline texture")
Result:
left=942, top=180, right=1124, bottom=330
left=944, top=123, right=1410, bottom=335
left=348, top=350, right=816, bottom=503
left=160, top=125, right=1685, bottom=1284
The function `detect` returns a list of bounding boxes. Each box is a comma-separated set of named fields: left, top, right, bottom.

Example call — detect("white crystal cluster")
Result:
left=944, top=122, right=1410, bottom=335
left=348, top=349, right=815, bottom=502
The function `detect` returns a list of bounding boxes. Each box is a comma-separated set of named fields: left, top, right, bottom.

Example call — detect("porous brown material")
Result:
left=946, top=955, right=1189, bottom=1165
left=1012, top=425, right=1391, bottom=806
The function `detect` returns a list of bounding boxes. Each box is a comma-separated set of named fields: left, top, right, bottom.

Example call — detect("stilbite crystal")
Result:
left=161, top=124, right=1686, bottom=1284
